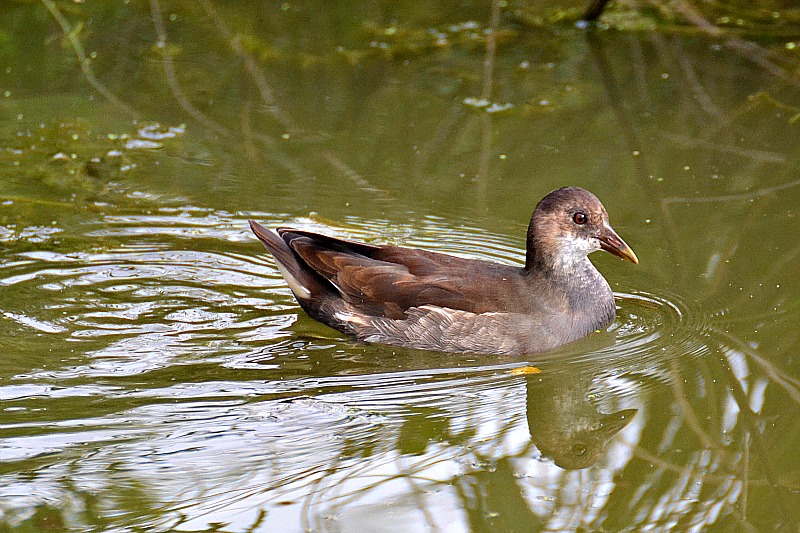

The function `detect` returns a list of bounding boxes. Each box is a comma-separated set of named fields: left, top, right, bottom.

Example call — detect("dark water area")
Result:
left=1, top=1, right=799, bottom=531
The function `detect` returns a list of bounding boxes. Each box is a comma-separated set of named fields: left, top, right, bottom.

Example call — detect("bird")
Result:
left=248, top=186, right=638, bottom=355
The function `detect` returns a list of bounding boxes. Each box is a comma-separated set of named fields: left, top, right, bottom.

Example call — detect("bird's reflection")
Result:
left=525, top=364, right=637, bottom=470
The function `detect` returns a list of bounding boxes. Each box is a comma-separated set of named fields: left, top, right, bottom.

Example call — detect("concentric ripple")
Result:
left=0, top=208, right=299, bottom=380
left=613, top=290, right=711, bottom=359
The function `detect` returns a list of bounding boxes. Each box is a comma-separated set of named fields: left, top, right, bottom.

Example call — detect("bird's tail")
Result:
left=248, top=220, right=321, bottom=303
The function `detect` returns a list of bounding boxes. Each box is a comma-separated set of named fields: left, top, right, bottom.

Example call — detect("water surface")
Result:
left=1, top=2, right=799, bottom=531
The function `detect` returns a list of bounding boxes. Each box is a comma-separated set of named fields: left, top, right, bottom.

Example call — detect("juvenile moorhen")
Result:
left=249, top=187, right=637, bottom=355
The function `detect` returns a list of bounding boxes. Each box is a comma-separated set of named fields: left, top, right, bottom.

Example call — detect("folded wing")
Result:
left=277, top=228, right=477, bottom=319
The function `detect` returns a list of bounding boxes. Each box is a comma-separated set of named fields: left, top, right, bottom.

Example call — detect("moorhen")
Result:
left=249, top=187, right=637, bottom=355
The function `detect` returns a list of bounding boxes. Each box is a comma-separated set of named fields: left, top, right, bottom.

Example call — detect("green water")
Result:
left=1, top=1, right=799, bottom=531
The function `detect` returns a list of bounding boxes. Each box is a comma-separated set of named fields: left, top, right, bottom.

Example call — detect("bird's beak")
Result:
left=598, top=223, right=638, bottom=264
left=598, top=408, right=638, bottom=433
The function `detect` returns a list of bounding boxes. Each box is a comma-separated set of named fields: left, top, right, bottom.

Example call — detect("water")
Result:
left=1, top=1, right=799, bottom=531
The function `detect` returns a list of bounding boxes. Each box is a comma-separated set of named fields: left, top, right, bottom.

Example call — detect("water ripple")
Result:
left=0, top=210, right=297, bottom=380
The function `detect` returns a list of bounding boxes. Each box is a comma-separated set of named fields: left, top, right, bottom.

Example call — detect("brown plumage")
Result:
left=249, top=187, right=638, bottom=355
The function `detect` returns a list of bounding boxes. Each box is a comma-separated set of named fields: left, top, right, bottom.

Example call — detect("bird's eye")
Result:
left=572, top=444, right=587, bottom=457
left=573, top=212, right=588, bottom=225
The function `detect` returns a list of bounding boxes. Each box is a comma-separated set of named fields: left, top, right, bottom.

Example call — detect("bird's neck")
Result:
left=566, top=258, right=616, bottom=333
left=527, top=253, right=617, bottom=334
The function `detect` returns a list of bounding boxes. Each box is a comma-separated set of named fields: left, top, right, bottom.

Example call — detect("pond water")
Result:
left=1, top=1, right=799, bottom=531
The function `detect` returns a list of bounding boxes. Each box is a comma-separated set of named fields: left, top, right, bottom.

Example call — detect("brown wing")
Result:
left=278, top=228, right=512, bottom=319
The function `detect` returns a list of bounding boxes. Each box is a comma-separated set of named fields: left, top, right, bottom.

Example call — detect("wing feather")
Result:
left=285, top=232, right=485, bottom=319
